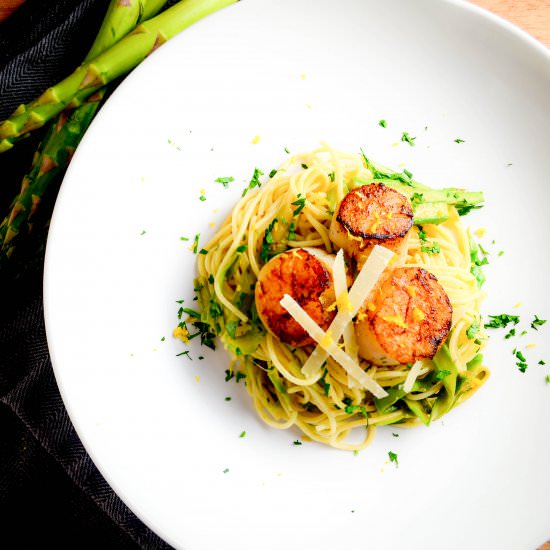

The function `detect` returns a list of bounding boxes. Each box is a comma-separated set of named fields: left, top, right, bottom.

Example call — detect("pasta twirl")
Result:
left=189, top=144, right=489, bottom=451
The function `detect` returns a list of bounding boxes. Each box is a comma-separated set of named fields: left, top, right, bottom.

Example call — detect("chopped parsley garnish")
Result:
left=188, top=320, right=216, bottom=350
left=469, top=242, right=488, bottom=286
left=181, top=307, right=201, bottom=319
left=288, top=221, right=296, bottom=241
left=242, top=167, right=264, bottom=197
left=284, top=146, right=290, bottom=154
left=140, top=230, right=146, bottom=235
left=236, top=244, right=247, bottom=253
left=239, top=431, right=246, bottom=438
left=301, top=163, right=308, bottom=170
left=417, top=228, right=428, bottom=242
left=454, top=138, right=465, bottom=143
left=514, top=349, right=528, bottom=372
left=260, top=218, right=278, bottom=263
left=436, top=369, right=452, bottom=380
left=456, top=202, right=483, bottom=216
left=517, top=361, right=528, bottom=373
left=223, top=468, right=229, bottom=474
left=269, top=169, right=278, bottom=178
left=388, top=451, right=399, bottom=467
left=392, top=433, right=399, bottom=438
left=225, top=396, right=232, bottom=401
left=208, top=274, right=214, bottom=284
left=484, top=314, right=520, bottom=329
left=539, top=360, right=546, bottom=366
left=293, top=440, right=302, bottom=446
left=199, top=248, right=208, bottom=255
left=176, top=350, right=192, bottom=360
left=531, top=315, right=547, bottom=330
left=199, top=195, right=206, bottom=201
left=215, top=176, right=234, bottom=188
left=466, top=319, right=480, bottom=340
left=209, top=299, right=222, bottom=319
left=378, top=119, right=387, bottom=128
left=421, top=242, right=441, bottom=254
left=328, top=171, right=335, bottom=182
left=401, top=132, right=416, bottom=146
left=235, top=371, right=247, bottom=383
left=225, top=369, right=234, bottom=382
left=291, top=194, right=306, bottom=216
left=180, top=236, right=189, bottom=241
left=504, top=328, right=516, bottom=339
left=410, top=192, right=424, bottom=206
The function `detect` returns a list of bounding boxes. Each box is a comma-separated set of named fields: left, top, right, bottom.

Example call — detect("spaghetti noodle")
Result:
left=189, top=144, right=489, bottom=451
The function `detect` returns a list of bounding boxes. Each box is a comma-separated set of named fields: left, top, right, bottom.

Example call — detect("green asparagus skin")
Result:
left=86, top=0, right=169, bottom=60
left=0, top=0, right=169, bottom=260
left=0, top=95, right=103, bottom=258
left=357, top=151, right=484, bottom=224
left=0, top=0, right=237, bottom=153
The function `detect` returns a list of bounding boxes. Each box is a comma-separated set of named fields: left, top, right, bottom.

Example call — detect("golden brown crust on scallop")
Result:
left=359, top=266, right=452, bottom=364
left=336, top=184, right=413, bottom=246
left=254, top=248, right=336, bottom=347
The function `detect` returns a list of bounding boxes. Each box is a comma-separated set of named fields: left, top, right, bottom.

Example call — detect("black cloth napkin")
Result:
left=0, top=1, right=173, bottom=547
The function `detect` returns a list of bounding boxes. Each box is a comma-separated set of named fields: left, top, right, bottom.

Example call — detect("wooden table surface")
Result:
left=0, top=0, right=549, bottom=548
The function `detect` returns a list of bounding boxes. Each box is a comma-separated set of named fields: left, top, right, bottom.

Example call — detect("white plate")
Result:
left=44, top=1, right=550, bottom=549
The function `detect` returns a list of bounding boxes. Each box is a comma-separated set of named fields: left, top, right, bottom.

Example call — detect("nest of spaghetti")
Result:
left=189, top=145, right=489, bottom=451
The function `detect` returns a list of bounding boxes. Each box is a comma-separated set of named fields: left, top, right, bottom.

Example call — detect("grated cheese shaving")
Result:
left=280, top=294, right=388, bottom=398
left=301, top=245, right=394, bottom=378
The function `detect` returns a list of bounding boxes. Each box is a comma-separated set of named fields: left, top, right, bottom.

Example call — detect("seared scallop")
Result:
left=355, top=266, right=452, bottom=365
left=329, top=183, right=413, bottom=268
left=255, top=248, right=336, bottom=347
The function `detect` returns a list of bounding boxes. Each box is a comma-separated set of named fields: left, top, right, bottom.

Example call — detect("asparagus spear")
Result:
left=0, top=0, right=237, bottom=153
left=87, top=0, right=170, bottom=60
left=0, top=94, right=103, bottom=258
left=0, top=0, right=169, bottom=260
left=357, top=151, right=484, bottom=225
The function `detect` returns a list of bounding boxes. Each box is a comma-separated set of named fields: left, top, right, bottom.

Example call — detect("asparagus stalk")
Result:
left=0, top=0, right=237, bottom=153
left=0, top=94, right=103, bottom=258
left=357, top=151, right=484, bottom=224
left=86, top=0, right=170, bottom=60
left=0, top=0, right=169, bottom=260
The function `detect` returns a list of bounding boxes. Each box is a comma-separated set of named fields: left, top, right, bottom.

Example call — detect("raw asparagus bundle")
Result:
left=0, top=0, right=236, bottom=264
left=0, top=0, right=236, bottom=153
left=0, top=0, right=170, bottom=261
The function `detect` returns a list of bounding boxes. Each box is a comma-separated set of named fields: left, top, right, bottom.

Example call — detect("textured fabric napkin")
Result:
left=0, top=1, right=173, bottom=547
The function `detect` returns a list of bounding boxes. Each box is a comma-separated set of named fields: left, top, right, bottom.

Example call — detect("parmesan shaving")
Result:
left=302, top=245, right=394, bottom=377
left=332, top=250, right=360, bottom=387
left=403, top=361, right=423, bottom=393
left=280, top=294, right=388, bottom=398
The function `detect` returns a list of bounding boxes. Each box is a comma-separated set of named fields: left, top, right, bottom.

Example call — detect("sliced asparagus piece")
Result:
left=357, top=151, right=484, bottom=224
